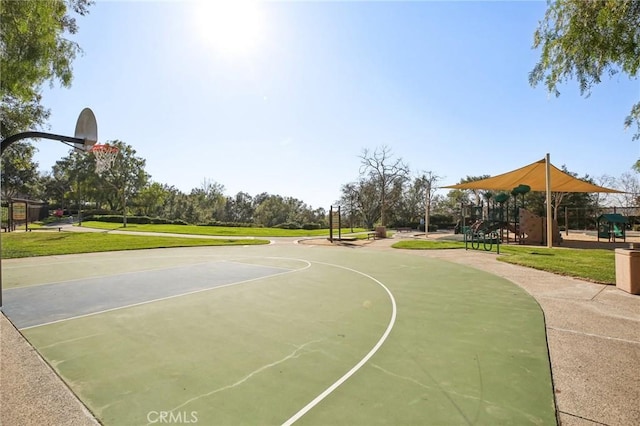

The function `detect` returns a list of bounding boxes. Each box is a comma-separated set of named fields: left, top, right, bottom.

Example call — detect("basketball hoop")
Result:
left=90, top=144, right=119, bottom=174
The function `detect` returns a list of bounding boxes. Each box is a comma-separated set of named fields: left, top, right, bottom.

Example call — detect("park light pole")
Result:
left=0, top=108, right=97, bottom=309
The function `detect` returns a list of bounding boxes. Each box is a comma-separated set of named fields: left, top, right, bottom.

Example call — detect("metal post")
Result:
left=329, top=206, right=333, bottom=243
left=0, top=131, right=85, bottom=309
left=424, top=177, right=430, bottom=238
left=545, top=153, right=553, bottom=248
left=338, top=206, right=341, bottom=241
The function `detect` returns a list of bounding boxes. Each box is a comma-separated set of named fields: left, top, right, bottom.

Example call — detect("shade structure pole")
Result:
left=545, top=153, right=553, bottom=248
left=424, top=177, right=430, bottom=238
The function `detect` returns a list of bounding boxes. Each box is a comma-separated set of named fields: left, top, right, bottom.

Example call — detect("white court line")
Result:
left=21, top=260, right=311, bottom=331
left=281, top=261, right=397, bottom=426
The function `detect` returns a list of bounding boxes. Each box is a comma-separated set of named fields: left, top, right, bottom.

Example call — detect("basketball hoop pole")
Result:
left=0, top=131, right=85, bottom=156
left=0, top=132, right=87, bottom=310
left=0, top=108, right=97, bottom=309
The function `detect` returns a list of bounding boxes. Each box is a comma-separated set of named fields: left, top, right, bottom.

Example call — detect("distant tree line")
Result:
left=1, top=140, right=329, bottom=229
left=2, top=140, right=640, bottom=231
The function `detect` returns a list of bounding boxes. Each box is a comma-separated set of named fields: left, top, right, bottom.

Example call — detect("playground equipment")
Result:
left=597, top=214, right=627, bottom=242
left=519, top=209, right=561, bottom=245
left=464, top=221, right=500, bottom=253
left=457, top=183, right=564, bottom=247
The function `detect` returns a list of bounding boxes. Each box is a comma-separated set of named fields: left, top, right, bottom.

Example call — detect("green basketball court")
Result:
left=4, top=244, right=556, bottom=425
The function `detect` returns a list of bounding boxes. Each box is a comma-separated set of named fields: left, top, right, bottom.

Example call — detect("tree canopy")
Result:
left=0, top=0, right=93, bottom=137
left=0, top=142, right=39, bottom=199
left=530, top=0, right=640, bottom=141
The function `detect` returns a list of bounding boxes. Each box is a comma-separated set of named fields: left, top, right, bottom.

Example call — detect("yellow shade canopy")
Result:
left=443, top=159, right=622, bottom=193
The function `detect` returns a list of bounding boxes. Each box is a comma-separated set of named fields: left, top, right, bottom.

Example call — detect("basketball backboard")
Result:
left=74, top=108, right=98, bottom=151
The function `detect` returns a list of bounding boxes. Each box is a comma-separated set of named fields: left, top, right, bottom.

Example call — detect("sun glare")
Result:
left=193, top=1, right=266, bottom=55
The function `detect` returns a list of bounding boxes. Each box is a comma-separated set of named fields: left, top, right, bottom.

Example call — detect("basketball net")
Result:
left=89, top=144, right=119, bottom=174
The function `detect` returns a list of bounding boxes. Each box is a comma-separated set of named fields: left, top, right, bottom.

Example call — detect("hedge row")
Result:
left=272, top=222, right=323, bottom=230
left=86, top=215, right=188, bottom=225
left=198, top=221, right=261, bottom=228
left=85, top=216, right=325, bottom=229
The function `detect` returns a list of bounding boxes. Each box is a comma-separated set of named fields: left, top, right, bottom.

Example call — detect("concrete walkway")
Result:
left=1, top=231, right=639, bottom=425
left=0, top=313, right=99, bottom=426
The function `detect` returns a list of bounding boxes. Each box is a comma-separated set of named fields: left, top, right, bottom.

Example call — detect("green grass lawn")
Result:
left=3, top=224, right=616, bottom=284
left=392, top=240, right=615, bottom=284
left=1, top=232, right=269, bottom=258
left=78, top=221, right=365, bottom=237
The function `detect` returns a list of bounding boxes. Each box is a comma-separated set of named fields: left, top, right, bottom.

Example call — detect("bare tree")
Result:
left=359, top=146, right=409, bottom=226
left=593, top=174, right=617, bottom=208
left=614, top=172, right=640, bottom=208
left=418, top=171, right=441, bottom=235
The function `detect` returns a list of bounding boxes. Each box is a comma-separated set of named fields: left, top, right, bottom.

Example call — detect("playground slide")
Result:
left=613, top=224, right=624, bottom=238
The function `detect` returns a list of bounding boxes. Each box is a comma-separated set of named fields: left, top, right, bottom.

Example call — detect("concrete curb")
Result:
left=0, top=313, right=99, bottom=426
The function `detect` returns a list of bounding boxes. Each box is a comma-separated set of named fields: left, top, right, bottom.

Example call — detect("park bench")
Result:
left=366, top=231, right=377, bottom=240
left=27, top=226, right=63, bottom=232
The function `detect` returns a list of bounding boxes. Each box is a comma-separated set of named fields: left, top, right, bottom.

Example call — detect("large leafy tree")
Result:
left=43, top=148, right=93, bottom=211
left=133, top=182, right=170, bottom=217
left=1, top=0, right=93, bottom=137
left=94, top=140, right=149, bottom=225
left=0, top=142, right=40, bottom=199
left=187, top=179, right=226, bottom=224
left=159, top=185, right=189, bottom=221
left=223, top=192, right=255, bottom=223
left=530, top=0, right=640, bottom=142
left=253, top=195, right=289, bottom=227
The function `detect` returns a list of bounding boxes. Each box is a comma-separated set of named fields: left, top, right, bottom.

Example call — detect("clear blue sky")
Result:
left=35, top=0, right=639, bottom=208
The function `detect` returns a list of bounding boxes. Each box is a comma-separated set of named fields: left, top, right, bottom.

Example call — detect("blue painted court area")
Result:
left=4, top=261, right=291, bottom=329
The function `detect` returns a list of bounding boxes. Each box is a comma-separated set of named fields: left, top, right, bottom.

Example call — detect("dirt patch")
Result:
left=560, top=231, right=640, bottom=250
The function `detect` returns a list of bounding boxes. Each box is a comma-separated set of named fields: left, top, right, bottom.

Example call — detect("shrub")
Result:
left=275, top=222, right=301, bottom=229
left=88, top=215, right=154, bottom=224
left=89, top=215, right=123, bottom=223
left=151, top=217, right=172, bottom=224
left=198, top=221, right=254, bottom=228
left=302, top=223, right=322, bottom=230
